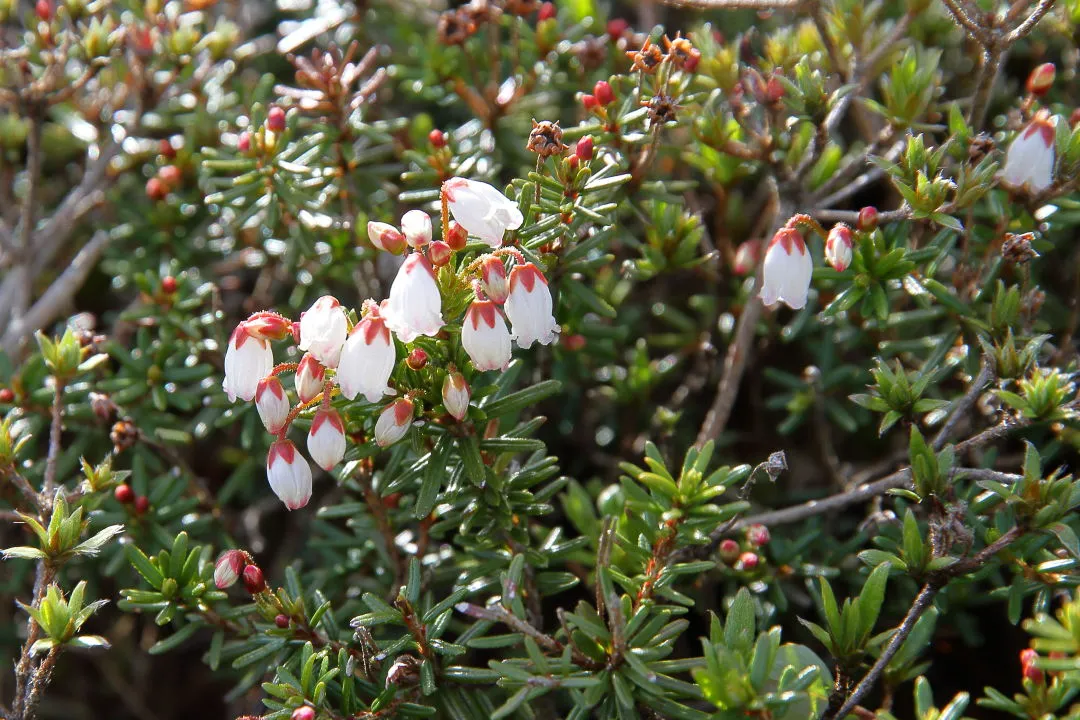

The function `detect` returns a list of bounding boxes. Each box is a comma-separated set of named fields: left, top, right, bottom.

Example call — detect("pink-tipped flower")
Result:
left=462, top=300, right=512, bottom=372
left=222, top=323, right=274, bottom=402
left=735, top=552, right=759, bottom=571
left=480, top=256, right=509, bottom=304
left=825, top=223, right=854, bottom=272
left=733, top=240, right=760, bottom=276
left=267, top=106, right=286, bottom=132
left=375, top=398, right=414, bottom=447
left=214, top=550, right=245, bottom=589
left=295, top=353, right=325, bottom=404
left=760, top=227, right=812, bottom=310
left=299, top=296, right=347, bottom=368
left=266, top=439, right=312, bottom=510
left=575, top=135, right=594, bottom=162
left=429, top=241, right=452, bottom=267
left=1020, top=648, right=1043, bottom=684
left=308, top=408, right=346, bottom=472
left=443, top=177, right=524, bottom=248
left=442, top=371, right=470, bottom=421
left=407, top=348, right=429, bottom=370
left=367, top=221, right=407, bottom=255
left=718, top=539, right=740, bottom=563
left=446, top=221, right=468, bottom=251
left=401, top=210, right=433, bottom=248
left=747, top=524, right=770, bottom=547
left=255, top=377, right=290, bottom=434
left=1000, top=113, right=1056, bottom=194
left=857, top=206, right=878, bottom=231
left=383, top=253, right=445, bottom=343
left=1026, top=63, right=1055, bottom=97
left=291, top=707, right=316, bottom=720
left=337, top=304, right=396, bottom=403
left=504, top=263, right=559, bottom=348
left=244, top=311, right=293, bottom=341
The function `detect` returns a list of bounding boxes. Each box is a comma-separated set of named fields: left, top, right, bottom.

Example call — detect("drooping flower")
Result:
left=299, top=295, right=347, bottom=368
left=255, top=376, right=290, bottom=434
left=307, top=408, right=346, bottom=472
left=825, top=223, right=854, bottom=272
left=214, top=550, right=245, bottom=589
left=480, top=255, right=509, bottom=303
left=442, top=371, right=470, bottom=421
left=443, top=177, right=524, bottom=248
left=401, top=210, right=433, bottom=248
left=266, top=439, right=312, bottom=510
left=337, top=303, right=396, bottom=403
left=504, top=262, right=559, bottom=348
left=1000, top=113, right=1056, bottom=194
left=222, top=322, right=274, bottom=402
left=760, top=227, right=813, bottom=310
left=295, top=353, right=325, bottom=404
left=375, top=398, right=414, bottom=447
left=367, top=221, right=407, bottom=255
left=383, top=253, right=445, bottom=343
left=462, top=299, right=512, bottom=371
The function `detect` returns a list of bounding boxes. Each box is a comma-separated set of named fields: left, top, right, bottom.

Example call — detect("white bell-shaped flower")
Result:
left=401, top=210, right=433, bottom=248
left=760, top=227, right=813, bottom=310
left=222, top=322, right=274, bottom=402
left=1000, top=113, right=1056, bottom=194
left=295, top=353, right=325, bottom=404
left=383, top=253, right=445, bottom=343
left=480, top=255, right=509, bottom=304
left=266, top=439, right=312, bottom=510
left=825, top=223, right=854, bottom=272
left=504, top=262, right=559, bottom=348
left=299, top=295, right=347, bottom=368
left=375, top=398, right=414, bottom=447
left=337, top=302, right=396, bottom=403
left=255, top=376, right=290, bottom=434
left=307, top=408, right=346, bottom=472
left=443, top=177, right=524, bottom=248
left=462, top=299, right=512, bottom=372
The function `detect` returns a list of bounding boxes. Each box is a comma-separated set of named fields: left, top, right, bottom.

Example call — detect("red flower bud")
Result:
left=747, top=524, right=770, bottom=547
left=134, top=495, right=150, bottom=514
left=1071, top=108, right=1080, bottom=129
left=581, top=94, right=599, bottom=112
left=607, top=18, right=629, bottom=42
left=0, top=388, right=14, bottom=404
left=238, top=132, right=251, bottom=152
left=242, top=564, right=267, bottom=594
left=291, top=707, right=315, bottom=720
left=1026, top=63, right=1055, bottom=97
left=158, top=165, right=182, bottom=189
left=161, top=276, right=178, bottom=294
left=683, top=48, right=701, bottom=73
left=736, top=551, right=759, bottom=571
left=765, top=76, right=785, bottom=103
left=857, top=206, right=879, bottom=231
left=561, top=334, right=586, bottom=351
left=429, top=240, right=452, bottom=267
left=159, top=138, right=176, bottom=159
left=267, top=106, right=286, bottom=133
left=428, top=129, right=446, bottom=148
left=446, top=221, right=468, bottom=251
left=407, top=348, right=429, bottom=370
left=538, top=2, right=555, bottom=21
left=35, top=0, right=52, bottom=20
left=275, top=614, right=290, bottom=629
left=145, top=177, right=167, bottom=201
left=718, top=538, right=740, bottom=563
left=593, top=80, right=615, bottom=106
left=114, top=484, right=135, bottom=504
left=1021, top=648, right=1044, bottom=683
left=575, top=135, right=594, bottom=162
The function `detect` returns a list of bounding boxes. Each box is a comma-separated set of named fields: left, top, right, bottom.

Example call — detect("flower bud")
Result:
left=747, top=524, right=770, bottom=547
left=275, top=614, right=290, bottom=629
left=238, top=132, right=251, bottom=152
left=593, top=80, right=615, bottom=106
left=442, top=371, right=470, bottom=421
left=367, top=221, right=407, bottom=255
left=683, top=48, right=701, bottom=73
left=825, top=223, right=854, bottom=272
left=735, top=552, right=759, bottom=571
left=718, top=538, right=740, bottom=563
left=291, top=706, right=315, bottom=720
left=35, top=0, right=51, bottom=20
left=537, top=1, right=555, bottom=20
left=480, top=256, right=509, bottom=304
left=407, top=348, right=429, bottom=370
left=733, top=240, right=759, bottom=275
left=215, top=550, right=245, bottom=589
left=401, top=210, right=433, bottom=248
left=267, top=106, right=286, bottom=132
left=1020, top=648, right=1043, bottom=684
left=294, top=353, right=325, bottom=404
left=575, top=135, right=594, bottom=162
left=765, top=75, right=785, bottom=103
left=375, top=398, right=414, bottom=447
left=446, top=222, right=468, bottom=251
left=607, top=18, right=628, bottom=41
left=114, top=484, right=135, bottom=504
left=307, top=408, right=346, bottom=472
left=857, top=206, right=878, bottom=231
left=255, top=377, right=290, bottom=434
left=158, top=165, right=182, bottom=189
left=242, top=564, right=266, bottom=594
left=134, top=495, right=150, bottom=514
left=429, top=240, right=452, bottom=267
left=561, top=334, right=586, bottom=351
left=161, top=275, right=178, bottom=294
left=428, top=129, right=446, bottom=148
left=1025, top=63, right=1055, bottom=97
left=146, top=177, right=167, bottom=201
left=581, top=94, right=598, bottom=111
left=0, top=388, right=13, bottom=404
left=299, top=296, right=347, bottom=368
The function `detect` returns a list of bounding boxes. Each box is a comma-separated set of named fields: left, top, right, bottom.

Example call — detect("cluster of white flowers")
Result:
left=221, top=178, right=559, bottom=510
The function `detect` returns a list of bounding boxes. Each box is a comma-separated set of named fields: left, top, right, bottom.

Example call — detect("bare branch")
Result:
left=932, top=356, right=994, bottom=450
left=661, top=0, right=811, bottom=8
left=1007, top=0, right=1056, bottom=42
left=939, top=0, right=991, bottom=43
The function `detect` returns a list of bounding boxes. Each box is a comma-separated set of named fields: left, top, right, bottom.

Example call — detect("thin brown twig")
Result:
left=42, top=382, right=64, bottom=502
left=660, top=0, right=811, bottom=7
left=932, top=356, right=994, bottom=450
left=1007, top=0, right=1056, bottom=42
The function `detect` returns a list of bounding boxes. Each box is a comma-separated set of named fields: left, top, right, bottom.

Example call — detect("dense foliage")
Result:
left=1, top=0, right=1080, bottom=719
